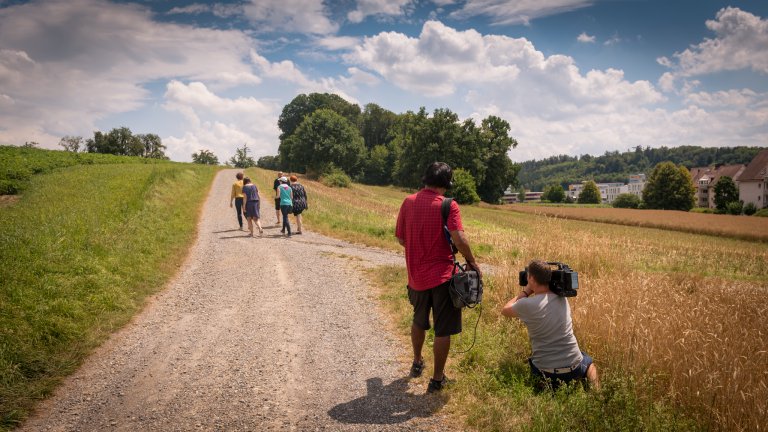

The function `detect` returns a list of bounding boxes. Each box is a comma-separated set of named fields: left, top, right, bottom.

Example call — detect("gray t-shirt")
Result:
left=511, top=293, right=582, bottom=369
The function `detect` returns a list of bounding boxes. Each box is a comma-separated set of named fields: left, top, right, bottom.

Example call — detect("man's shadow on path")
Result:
left=328, top=377, right=445, bottom=425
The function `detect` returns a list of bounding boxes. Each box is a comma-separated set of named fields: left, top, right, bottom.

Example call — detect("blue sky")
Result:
left=0, top=0, right=766, bottom=163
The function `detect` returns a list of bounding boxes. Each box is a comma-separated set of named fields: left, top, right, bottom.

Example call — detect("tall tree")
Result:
left=285, top=108, right=365, bottom=177
left=578, top=180, right=601, bottom=204
left=475, top=116, right=519, bottom=203
left=192, top=149, right=219, bottom=165
left=542, top=183, right=566, bottom=203
left=360, top=103, right=397, bottom=149
left=58, top=135, right=83, bottom=152
left=228, top=144, right=256, bottom=168
left=713, top=176, right=739, bottom=212
left=643, top=161, right=695, bottom=211
left=138, top=134, right=167, bottom=159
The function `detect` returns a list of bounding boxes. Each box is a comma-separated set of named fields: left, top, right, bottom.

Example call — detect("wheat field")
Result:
left=249, top=168, right=768, bottom=430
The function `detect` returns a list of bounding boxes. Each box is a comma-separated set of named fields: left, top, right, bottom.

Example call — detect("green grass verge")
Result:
left=0, top=162, right=218, bottom=429
left=0, top=145, right=170, bottom=194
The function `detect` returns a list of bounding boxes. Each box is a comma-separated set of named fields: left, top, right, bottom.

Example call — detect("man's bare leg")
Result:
left=433, top=335, right=450, bottom=381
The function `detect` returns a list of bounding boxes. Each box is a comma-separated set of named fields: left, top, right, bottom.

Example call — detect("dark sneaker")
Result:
left=410, top=360, right=424, bottom=378
left=427, top=376, right=452, bottom=393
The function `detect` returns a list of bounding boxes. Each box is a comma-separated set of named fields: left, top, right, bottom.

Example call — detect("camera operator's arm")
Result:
left=501, top=287, right=533, bottom=318
left=449, top=230, right=482, bottom=279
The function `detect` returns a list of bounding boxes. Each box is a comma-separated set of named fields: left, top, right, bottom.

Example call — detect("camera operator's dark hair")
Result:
left=422, top=162, right=453, bottom=189
left=527, top=260, right=552, bottom=286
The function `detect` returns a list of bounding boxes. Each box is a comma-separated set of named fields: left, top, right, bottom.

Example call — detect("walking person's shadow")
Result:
left=328, top=377, right=445, bottom=425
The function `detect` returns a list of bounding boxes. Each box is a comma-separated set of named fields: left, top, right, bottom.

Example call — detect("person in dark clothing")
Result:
left=289, top=175, right=308, bottom=234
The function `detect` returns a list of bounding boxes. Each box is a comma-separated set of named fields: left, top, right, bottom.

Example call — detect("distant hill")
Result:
left=516, top=145, right=765, bottom=191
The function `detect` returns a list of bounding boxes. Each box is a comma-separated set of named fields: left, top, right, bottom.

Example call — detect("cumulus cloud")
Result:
left=0, top=0, right=262, bottom=147
left=449, top=0, right=594, bottom=25
left=577, top=32, right=595, bottom=43
left=166, top=3, right=242, bottom=18
left=242, top=0, right=337, bottom=34
left=315, top=36, right=362, bottom=51
left=347, top=0, right=412, bottom=24
left=162, top=81, right=281, bottom=162
left=657, top=7, right=768, bottom=79
left=345, top=20, right=662, bottom=110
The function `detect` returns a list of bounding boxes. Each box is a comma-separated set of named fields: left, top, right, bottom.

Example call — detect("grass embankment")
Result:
left=249, top=167, right=768, bottom=431
left=505, top=204, right=768, bottom=242
left=0, top=145, right=169, bottom=195
left=0, top=160, right=218, bottom=429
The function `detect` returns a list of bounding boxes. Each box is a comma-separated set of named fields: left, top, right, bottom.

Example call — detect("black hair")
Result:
left=421, top=162, right=453, bottom=189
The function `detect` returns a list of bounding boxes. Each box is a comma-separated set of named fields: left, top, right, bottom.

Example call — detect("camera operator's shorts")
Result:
left=274, top=198, right=280, bottom=210
left=407, top=280, right=462, bottom=337
left=529, top=352, right=593, bottom=384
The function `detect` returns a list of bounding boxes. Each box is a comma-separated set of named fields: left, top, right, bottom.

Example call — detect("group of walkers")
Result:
left=229, top=170, right=308, bottom=238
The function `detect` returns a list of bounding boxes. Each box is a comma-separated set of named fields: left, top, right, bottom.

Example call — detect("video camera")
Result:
left=518, top=262, right=579, bottom=297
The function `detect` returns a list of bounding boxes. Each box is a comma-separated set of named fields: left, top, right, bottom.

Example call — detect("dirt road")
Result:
left=21, top=170, right=452, bottom=431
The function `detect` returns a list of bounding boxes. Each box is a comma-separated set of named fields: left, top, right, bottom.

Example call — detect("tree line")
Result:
left=518, top=145, right=764, bottom=192
left=58, top=127, right=168, bottom=159
left=258, top=93, right=520, bottom=204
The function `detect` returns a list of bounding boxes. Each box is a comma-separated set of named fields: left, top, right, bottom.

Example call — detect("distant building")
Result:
left=568, top=175, right=645, bottom=204
left=736, top=149, right=768, bottom=209
left=690, top=164, right=746, bottom=208
left=501, top=188, right=543, bottom=203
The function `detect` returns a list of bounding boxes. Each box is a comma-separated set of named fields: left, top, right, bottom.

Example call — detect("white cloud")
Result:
left=577, top=32, right=595, bottom=43
left=242, top=0, right=337, bottom=35
left=162, top=81, right=281, bottom=162
left=347, top=0, right=412, bottom=24
left=658, top=7, right=768, bottom=78
left=449, top=0, right=594, bottom=25
left=315, top=36, right=362, bottom=51
left=684, top=88, right=762, bottom=108
left=0, top=0, right=262, bottom=148
left=167, top=3, right=210, bottom=15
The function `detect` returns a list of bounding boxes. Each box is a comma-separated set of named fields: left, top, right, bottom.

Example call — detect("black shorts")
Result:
left=408, top=280, right=462, bottom=337
left=274, top=197, right=280, bottom=210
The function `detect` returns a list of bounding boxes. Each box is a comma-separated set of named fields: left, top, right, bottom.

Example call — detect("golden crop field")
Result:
left=505, top=204, right=768, bottom=242
left=248, top=168, right=768, bottom=431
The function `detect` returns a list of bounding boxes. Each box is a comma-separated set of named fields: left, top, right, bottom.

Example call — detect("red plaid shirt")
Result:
left=395, top=188, right=464, bottom=291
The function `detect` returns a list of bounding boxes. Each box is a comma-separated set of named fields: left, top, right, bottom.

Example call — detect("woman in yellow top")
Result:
left=229, top=172, right=245, bottom=230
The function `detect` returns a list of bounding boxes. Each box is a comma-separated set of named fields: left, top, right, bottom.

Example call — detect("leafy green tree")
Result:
left=517, top=186, right=527, bottom=203
left=360, top=103, right=397, bottom=149
left=138, top=134, right=167, bottom=159
left=278, top=93, right=361, bottom=141
left=228, top=144, right=256, bottom=168
left=713, top=176, right=739, bottom=212
left=447, top=169, right=480, bottom=204
left=542, top=183, right=565, bottom=203
left=58, top=135, right=83, bottom=152
left=192, top=149, right=219, bottom=165
left=285, top=109, right=365, bottom=177
left=22, top=141, right=39, bottom=148
left=85, top=127, right=166, bottom=159
left=361, top=144, right=394, bottom=185
left=612, top=193, right=640, bottom=209
left=474, top=116, right=519, bottom=203
left=578, top=180, right=601, bottom=204
left=643, top=162, right=695, bottom=211
left=744, top=202, right=758, bottom=216
left=257, top=155, right=280, bottom=170
left=726, top=201, right=743, bottom=215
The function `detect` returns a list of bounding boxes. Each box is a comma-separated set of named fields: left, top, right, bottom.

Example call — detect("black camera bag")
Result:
left=441, top=198, right=483, bottom=309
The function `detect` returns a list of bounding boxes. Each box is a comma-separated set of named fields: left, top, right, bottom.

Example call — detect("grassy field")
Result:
left=505, top=204, right=768, bottom=242
left=249, top=167, right=768, bottom=431
left=0, top=159, right=218, bottom=429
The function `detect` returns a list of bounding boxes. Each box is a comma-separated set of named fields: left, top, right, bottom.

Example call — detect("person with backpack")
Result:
left=289, top=175, right=308, bottom=234
left=276, top=176, right=293, bottom=237
left=395, top=162, right=482, bottom=393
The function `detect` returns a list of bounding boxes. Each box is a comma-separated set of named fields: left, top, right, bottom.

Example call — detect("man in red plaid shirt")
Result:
left=395, top=162, right=482, bottom=393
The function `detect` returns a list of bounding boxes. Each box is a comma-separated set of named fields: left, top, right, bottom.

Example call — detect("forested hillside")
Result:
left=517, top=145, right=764, bottom=191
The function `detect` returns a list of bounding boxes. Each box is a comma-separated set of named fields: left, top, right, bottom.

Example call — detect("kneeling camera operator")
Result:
left=501, top=260, right=599, bottom=390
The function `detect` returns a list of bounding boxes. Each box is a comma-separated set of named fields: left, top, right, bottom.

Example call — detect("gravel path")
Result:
left=21, top=169, right=455, bottom=432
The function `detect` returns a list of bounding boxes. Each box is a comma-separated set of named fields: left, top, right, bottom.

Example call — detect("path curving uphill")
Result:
left=21, top=169, right=452, bottom=432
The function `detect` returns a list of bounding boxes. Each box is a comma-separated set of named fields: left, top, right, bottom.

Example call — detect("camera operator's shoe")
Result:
left=410, top=359, right=424, bottom=378
left=427, top=375, right=452, bottom=393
